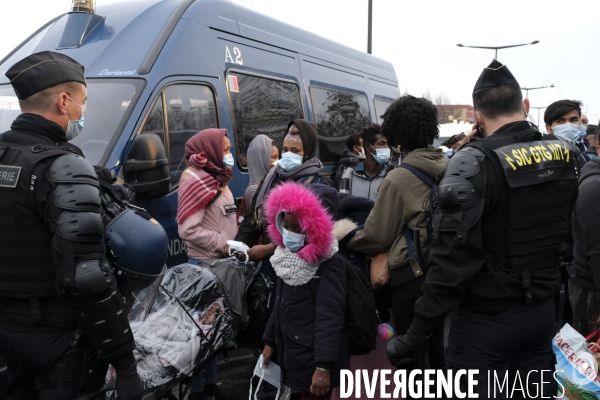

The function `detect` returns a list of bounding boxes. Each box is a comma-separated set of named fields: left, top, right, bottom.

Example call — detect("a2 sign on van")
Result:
left=225, top=46, right=243, bottom=65
left=169, top=238, right=188, bottom=257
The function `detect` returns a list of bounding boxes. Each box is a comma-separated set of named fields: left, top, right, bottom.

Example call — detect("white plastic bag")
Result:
left=553, top=323, right=600, bottom=399
left=249, top=355, right=282, bottom=400
left=227, top=240, right=250, bottom=263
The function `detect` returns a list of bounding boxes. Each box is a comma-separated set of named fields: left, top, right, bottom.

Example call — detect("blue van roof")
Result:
left=0, top=0, right=397, bottom=84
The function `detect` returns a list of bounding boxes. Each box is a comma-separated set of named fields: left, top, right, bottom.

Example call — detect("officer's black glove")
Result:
left=112, top=352, right=143, bottom=400
left=386, top=327, right=430, bottom=370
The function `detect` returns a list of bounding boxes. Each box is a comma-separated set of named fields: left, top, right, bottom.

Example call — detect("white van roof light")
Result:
left=71, top=0, right=95, bottom=14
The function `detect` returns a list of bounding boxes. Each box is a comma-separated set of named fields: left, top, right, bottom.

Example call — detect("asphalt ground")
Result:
left=177, top=314, right=452, bottom=399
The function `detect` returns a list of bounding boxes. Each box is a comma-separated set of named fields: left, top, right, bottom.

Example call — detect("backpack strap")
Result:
left=399, top=163, right=436, bottom=273
left=398, top=163, right=435, bottom=188
left=404, top=226, right=417, bottom=262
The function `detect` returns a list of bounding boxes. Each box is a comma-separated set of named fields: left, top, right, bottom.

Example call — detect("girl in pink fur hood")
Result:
left=261, top=182, right=348, bottom=400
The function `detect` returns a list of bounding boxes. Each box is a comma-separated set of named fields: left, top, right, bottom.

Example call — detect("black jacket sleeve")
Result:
left=575, top=178, right=600, bottom=292
left=314, top=256, right=346, bottom=369
left=235, top=179, right=265, bottom=247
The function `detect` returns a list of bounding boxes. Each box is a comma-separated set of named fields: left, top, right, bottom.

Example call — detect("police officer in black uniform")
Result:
left=386, top=61, right=579, bottom=398
left=0, top=51, right=142, bottom=399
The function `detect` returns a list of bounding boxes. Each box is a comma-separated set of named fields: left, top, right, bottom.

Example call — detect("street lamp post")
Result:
left=367, top=0, right=373, bottom=54
left=530, top=106, right=547, bottom=129
left=456, top=41, right=540, bottom=59
left=522, top=85, right=554, bottom=99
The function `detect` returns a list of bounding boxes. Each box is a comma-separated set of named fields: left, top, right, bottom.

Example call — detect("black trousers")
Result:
left=391, top=275, right=446, bottom=369
left=0, top=330, right=79, bottom=400
left=446, top=298, right=557, bottom=399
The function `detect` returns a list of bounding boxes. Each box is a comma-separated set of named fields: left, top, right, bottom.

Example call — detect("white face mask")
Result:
left=65, top=96, right=84, bottom=140
left=223, top=153, right=234, bottom=169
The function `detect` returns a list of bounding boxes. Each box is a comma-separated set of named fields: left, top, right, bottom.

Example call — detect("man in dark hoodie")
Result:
left=570, top=131, right=600, bottom=336
left=342, top=95, right=448, bottom=371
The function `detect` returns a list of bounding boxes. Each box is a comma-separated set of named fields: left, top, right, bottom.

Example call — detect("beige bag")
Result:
left=368, top=253, right=389, bottom=291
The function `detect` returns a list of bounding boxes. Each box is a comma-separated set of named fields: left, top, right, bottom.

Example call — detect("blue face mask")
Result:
left=279, top=152, right=303, bottom=171
left=445, top=149, right=456, bottom=157
left=65, top=96, right=84, bottom=141
left=369, top=145, right=391, bottom=164
left=552, top=123, right=580, bottom=142
left=282, top=227, right=306, bottom=252
left=578, top=124, right=588, bottom=141
left=223, top=153, right=234, bottom=169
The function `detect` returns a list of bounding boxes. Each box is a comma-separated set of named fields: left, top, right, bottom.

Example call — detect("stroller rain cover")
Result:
left=106, top=261, right=241, bottom=398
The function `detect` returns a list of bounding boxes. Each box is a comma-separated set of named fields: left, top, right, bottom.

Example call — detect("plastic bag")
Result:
left=249, top=355, right=281, bottom=400
left=553, top=323, right=600, bottom=399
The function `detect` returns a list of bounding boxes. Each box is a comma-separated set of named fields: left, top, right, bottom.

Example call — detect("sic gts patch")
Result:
left=492, top=140, right=577, bottom=188
left=0, top=165, right=21, bottom=188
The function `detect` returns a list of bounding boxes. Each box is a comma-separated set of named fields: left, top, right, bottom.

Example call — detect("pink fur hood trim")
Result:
left=265, top=182, right=334, bottom=264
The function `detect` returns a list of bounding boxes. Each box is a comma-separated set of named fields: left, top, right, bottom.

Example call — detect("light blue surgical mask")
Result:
left=282, top=227, right=306, bottom=253
left=445, top=149, right=456, bottom=157
left=223, top=153, right=234, bottom=169
left=552, top=123, right=580, bottom=142
left=578, top=124, right=587, bottom=141
left=279, top=152, right=303, bottom=171
left=65, top=96, right=84, bottom=141
left=369, top=144, right=391, bottom=164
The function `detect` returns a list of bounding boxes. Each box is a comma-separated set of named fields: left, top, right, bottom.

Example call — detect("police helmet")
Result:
left=104, top=209, right=168, bottom=292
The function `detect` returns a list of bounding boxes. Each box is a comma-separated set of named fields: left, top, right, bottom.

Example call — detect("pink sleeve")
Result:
left=177, top=208, right=224, bottom=253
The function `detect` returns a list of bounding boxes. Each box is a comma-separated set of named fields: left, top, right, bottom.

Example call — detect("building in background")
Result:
left=436, top=104, right=474, bottom=125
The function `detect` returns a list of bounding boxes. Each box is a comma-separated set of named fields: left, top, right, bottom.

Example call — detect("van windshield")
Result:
left=0, top=78, right=144, bottom=165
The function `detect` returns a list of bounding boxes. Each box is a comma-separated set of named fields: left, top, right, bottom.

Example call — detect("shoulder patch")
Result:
left=0, top=165, right=21, bottom=188
left=492, top=140, right=577, bottom=188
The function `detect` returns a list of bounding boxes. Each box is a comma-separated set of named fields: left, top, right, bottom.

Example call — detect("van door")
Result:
left=133, top=82, right=219, bottom=266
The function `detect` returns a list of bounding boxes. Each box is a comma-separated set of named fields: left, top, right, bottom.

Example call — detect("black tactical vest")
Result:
left=0, top=143, right=72, bottom=303
left=468, top=127, right=579, bottom=305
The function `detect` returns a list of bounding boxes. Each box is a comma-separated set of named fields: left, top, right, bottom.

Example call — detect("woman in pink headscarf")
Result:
left=176, top=128, right=237, bottom=399
left=177, top=128, right=237, bottom=260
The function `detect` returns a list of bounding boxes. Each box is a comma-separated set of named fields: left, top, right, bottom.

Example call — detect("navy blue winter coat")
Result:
left=263, top=253, right=348, bottom=392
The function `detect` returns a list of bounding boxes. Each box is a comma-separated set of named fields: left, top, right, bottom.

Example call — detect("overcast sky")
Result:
left=1, top=0, right=600, bottom=126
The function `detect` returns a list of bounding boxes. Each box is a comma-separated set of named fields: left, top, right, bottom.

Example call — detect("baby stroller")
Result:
left=96, top=258, right=251, bottom=400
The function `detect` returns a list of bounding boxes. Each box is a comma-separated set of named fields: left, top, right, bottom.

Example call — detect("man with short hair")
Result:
left=582, top=113, right=590, bottom=127
left=343, top=133, right=364, bottom=159
left=584, top=125, right=598, bottom=160
left=545, top=100, right=589, bottom=165
left=386, top=60, right=579, bottom=397
left=336, top=124, right=392, bottom=200
left=0, top=51, right=142, bottom=400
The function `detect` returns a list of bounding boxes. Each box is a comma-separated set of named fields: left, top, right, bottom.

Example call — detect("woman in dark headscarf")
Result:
left=227, top=119, right=330, bottom=261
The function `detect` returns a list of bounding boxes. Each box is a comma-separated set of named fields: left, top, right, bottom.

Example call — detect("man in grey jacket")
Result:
left=336, top=124, right=392, bottom=200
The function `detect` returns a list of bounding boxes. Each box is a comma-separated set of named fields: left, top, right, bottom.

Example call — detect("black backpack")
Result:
left=311, top=257, right=378, bottom=356
left=398, top=163, right=439, bottom=272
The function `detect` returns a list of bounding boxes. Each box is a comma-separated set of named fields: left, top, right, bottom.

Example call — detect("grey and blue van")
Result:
left=0, top=0, right=400, bottom=267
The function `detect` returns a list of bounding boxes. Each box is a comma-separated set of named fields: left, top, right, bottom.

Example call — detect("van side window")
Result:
left=374, top=99, right=393, bottom=125
left=227, top=73, right=303, bottom=168
left=165, top=85, right=218, bottom=187
left=141, top=93, right=166, bottom=144
left=309, top=86, right=371, bottom=164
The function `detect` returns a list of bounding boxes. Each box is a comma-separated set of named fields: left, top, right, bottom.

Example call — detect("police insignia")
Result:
left=0, top=165, right=21, bottom=188
left=492, top=140, right=577, bottom=188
